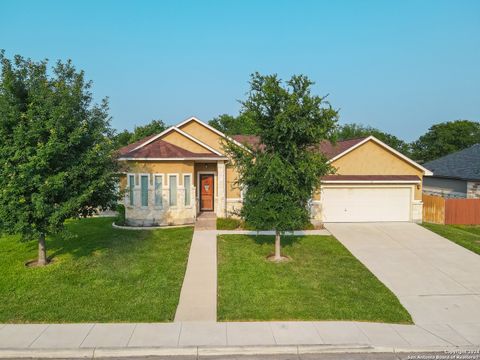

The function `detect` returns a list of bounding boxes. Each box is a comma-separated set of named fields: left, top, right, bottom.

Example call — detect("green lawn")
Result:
left=217, top=234, right=412, bottom=323
left=422, top=223, right=480, bottom=255
left=0, top=217, right=193, bottom=323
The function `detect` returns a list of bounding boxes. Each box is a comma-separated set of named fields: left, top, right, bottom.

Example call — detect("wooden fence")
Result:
left=423, top=194, right=480, bottom=225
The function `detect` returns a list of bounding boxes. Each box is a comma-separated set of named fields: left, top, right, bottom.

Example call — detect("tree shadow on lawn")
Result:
left=247, top=233, right=302, bottom=247
left=45, top=217, right=151, bottom=261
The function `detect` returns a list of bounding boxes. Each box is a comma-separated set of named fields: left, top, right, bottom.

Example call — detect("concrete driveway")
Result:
left=326, top=223, right=480, bottom=333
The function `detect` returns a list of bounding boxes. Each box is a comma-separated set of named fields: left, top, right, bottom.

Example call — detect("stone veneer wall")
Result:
left=125, top=186, right=196, bottom=226
left=467, top=182, right=480, bottom=199
left=411, top=200, right=423, bottom=223
left=226, top=199, right=243, bottom=218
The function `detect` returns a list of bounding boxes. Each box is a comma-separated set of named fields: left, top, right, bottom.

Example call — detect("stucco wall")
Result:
left=226, top=165, right=241, bottom=198
left=331, top=140, right=424, bottom=200
left=179, top=121, right=224, bottom=152
left=162, top=131, right=213, bottom=154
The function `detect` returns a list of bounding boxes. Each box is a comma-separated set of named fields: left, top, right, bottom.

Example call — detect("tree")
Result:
left=0, top=53, right=119, bottom=266
left=337, top=123, right=410, bottom=155
left=112, top=119, right=166, bottom=148
left=208, top=113, right=258, bottom=135
left=225, top=73, right=337, bottom=261
left=411, top=120, right=480, bottom=162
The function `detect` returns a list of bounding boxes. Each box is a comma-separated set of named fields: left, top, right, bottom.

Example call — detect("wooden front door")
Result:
left=200, top=174, right=214, bottom=211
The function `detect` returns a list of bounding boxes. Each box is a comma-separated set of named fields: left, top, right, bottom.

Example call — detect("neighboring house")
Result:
left=118, top=117, right=432, bottom=226
left=422, top=144, right=480, bottom=199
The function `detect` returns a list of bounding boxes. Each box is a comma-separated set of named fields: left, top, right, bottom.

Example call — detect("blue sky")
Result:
left=1, top=0, right=479, bottom=141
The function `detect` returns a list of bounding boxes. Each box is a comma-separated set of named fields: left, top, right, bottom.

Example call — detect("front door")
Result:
left=200, top=174, right=214, bottom=211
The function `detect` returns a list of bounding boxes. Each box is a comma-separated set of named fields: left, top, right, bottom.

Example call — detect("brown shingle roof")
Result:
left=231, top=135, right=367, bottom=160
left=118, top=134, right=158, bottom=156
left=317, top=137, right=367, bottom=159
left=119, top=138, right=221, bottom=159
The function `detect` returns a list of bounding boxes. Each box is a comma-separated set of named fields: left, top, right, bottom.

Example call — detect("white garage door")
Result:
left=321, top=186, right=412, bottom=222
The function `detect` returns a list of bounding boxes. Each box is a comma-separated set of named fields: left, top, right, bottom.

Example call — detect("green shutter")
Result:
left=129, top=175, right=135, bottom=206
left=184, top=175, right=191, bottom=206
left=169, top=175, right=177, bottom=206
left=155, top=175, right=163, bottom=207
left=141, top=175, right=148, bottom=207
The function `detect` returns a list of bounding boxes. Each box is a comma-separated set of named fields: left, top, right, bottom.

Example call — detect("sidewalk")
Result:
left=0, top=320, right=478, bottom=356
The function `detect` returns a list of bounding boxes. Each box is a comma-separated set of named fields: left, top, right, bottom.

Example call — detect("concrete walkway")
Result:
left=174, top=213, right=217, bottom=322
left=174, top=230, right=217, bottom=322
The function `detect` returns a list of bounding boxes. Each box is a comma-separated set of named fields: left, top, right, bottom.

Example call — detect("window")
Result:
left=184, top=174, right=191, bottom=206
left=141, top=175, right=149, bottom=207
left=128, top=175, right=135, bottom=206
left=169, top=175, right=177, bottom=206
left=154, top=175, right=163, bottom=207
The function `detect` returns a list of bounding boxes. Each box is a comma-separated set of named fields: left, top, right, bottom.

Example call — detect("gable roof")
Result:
left=423, top=144, right=480, bottom=181
left=178, top=116, right=251, bottom=151
left=134, top=126, right=223, bottom=156
left=232, top=134, right=432, bottom=175
left=118, top=134, right=158, bottom=156
left=119, top=139, right=222, bottom=160
left=317, top=137, right=367, bottom=159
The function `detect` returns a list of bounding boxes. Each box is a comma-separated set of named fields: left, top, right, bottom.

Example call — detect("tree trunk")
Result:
left=38, top=233, right=48, bottom=266
left=274, top=230, right=282, bottom=261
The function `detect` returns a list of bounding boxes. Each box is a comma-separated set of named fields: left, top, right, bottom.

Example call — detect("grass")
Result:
left=422, top=223, right=480, bottom=255
left=217, top=234, right=412, bottom=323
left=0, top=217, right=193, bottom=323
left=217, top=217, right=318, bottom=230
left=217, top=217, right=243, bottom=230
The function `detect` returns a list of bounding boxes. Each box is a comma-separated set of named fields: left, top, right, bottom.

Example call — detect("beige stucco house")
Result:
left=118, top=117, right=432, bottom=226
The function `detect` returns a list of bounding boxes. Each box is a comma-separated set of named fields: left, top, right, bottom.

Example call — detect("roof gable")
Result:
left=231, top=134, right=431, bottom=175
left=178, top=117, right=250, bottom=152
left=120, top=139, right=221, bottom=159
left=126, top=126, right=223, bottom=156
left=329, top=136, right=432, bottom=175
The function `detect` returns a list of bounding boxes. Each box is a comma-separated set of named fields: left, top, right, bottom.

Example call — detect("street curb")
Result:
left=0, top=345, right=467, bottom=359
left=0, top=348, right=94, bottom=358
left=95, top=347, right=197, bottom=357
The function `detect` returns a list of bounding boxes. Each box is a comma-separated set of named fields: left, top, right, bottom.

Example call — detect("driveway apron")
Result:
left=326, top=222, right=480, bottom=328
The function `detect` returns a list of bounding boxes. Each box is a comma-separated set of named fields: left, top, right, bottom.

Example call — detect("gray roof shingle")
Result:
left=423, top=144, right=480, bottom=181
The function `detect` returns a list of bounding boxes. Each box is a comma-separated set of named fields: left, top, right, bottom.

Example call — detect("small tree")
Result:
left=0, top=53, right=119, bottom=266
left=226, top=73, right=338, bottom=260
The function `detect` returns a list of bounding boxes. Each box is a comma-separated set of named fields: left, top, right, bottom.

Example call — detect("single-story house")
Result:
left=118, top=117, right=432, bottom=226
left=422, top=144, right=480, bottom=199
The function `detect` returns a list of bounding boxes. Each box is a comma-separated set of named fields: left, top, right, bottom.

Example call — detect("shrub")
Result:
left=115, top=204, right=126, bottom=226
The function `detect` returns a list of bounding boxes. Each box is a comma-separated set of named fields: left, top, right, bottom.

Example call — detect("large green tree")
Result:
left=208, top=113, right=258, bottom=135
left=226, top=73, right=337, bottom=261
left=336, top=123, right=410, bottom=155
left=0, top=53, right=119, bottom=266
left=411, top=120, right=480, bottom=162
left=113, top=119, right=166, bottom=148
